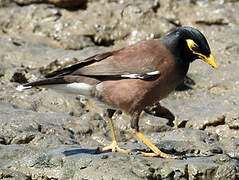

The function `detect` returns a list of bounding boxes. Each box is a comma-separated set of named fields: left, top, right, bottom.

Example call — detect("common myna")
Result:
left=17, top=26, right=217, bottom=158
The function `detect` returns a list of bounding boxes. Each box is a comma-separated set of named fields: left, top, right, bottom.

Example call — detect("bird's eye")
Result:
left=191, top=44, right=199, bottom=52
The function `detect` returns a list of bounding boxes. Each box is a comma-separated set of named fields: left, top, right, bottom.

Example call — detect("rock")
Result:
left=0, top=0, right=16, bottom=7
left=11, top=132, right=36, bottom=144
left=14, top=0, right=87, bottom=8
left=219, top=137, right=239, bottom=158
left=0, top=168, right=30, bottom=180
left=226, top=109, right=239, bottom=130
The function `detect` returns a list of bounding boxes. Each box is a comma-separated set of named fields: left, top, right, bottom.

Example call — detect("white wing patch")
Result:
left=120, top=70, right=160, bottom=79
left=16, top=85, right=32, bottom=91
left=146, top=71, right=160, bottom=76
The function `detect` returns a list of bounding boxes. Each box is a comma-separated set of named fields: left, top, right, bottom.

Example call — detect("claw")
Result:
left=140, top=152, right=182, bottom=159
left=133, top=130, right=183, bottom=159
left=99, top=141, right=133, bottom=154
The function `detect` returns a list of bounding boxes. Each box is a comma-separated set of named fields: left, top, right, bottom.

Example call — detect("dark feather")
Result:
left=45, top=52, right=113, bottom=78
left=22, top=76, right=67, bottom=87
left=46, top=40, right=165, bottom=79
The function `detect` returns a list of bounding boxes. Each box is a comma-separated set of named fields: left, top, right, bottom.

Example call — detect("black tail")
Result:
left=16, top=77, right=66, bottom=91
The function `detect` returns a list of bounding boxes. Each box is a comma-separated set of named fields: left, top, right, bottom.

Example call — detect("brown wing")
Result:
left=73, top=39, right=165, bottom=76
left=46, top=39, right=166, bottom=78
left=45, top=52, right=113, bottom=78
left=20, top=39, right=167, bottom=89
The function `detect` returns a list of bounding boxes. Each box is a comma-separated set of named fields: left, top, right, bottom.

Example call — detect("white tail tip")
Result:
left=16, top=85, right=32, bottom=91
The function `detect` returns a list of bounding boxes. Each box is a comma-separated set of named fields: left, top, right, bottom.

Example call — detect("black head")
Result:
left=162, top=26, right=217, bottom=69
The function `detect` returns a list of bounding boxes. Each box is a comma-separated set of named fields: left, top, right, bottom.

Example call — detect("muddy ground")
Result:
left=0, top=0, right=239, bottom=179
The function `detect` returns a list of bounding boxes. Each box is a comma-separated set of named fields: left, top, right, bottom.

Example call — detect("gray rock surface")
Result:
left=0, top=0, right=239, bottom=179
left=14, top=0, right=87, bottom=8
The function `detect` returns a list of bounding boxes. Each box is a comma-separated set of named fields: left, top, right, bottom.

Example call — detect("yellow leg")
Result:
left=100, top=114, right=132, bottom=154
left=133, top=130, right=179, bottom=158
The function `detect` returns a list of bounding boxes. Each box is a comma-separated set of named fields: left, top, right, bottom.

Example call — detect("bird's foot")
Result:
left=132, top=130, right=182, bottom=159
left=99, top=141, right=132, bottom=154
left=139, top=151, right=182, bottom=159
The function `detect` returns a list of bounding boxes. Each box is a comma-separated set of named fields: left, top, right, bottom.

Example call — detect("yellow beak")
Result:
left=201, top=54, right=218, bottom=69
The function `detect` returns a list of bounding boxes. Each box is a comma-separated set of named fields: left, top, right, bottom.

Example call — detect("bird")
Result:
left=17, top=26, right=217, bottom=158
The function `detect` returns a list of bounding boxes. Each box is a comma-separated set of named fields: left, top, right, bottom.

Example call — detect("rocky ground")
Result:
left=0, top=0, right=239, bottom=179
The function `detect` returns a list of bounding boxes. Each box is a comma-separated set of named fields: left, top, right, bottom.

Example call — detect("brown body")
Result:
left=101, top=56, right=186, bottom=115
left=82, top=39, right=188, bottom=115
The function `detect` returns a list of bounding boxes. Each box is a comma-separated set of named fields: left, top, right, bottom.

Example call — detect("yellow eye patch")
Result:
left=186, top=39, right=199, bottom=53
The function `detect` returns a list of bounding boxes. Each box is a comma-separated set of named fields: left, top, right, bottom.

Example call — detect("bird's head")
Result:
left=164, top=26, right=218, bottom=69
